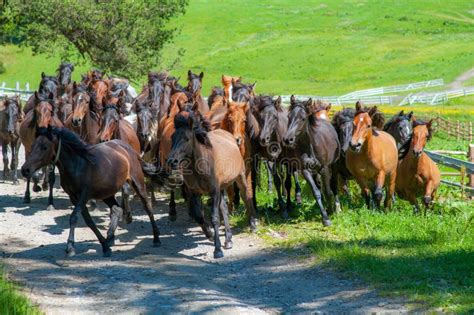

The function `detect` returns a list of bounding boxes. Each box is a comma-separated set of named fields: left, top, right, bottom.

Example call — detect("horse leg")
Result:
left=103, top=196, right=122, bottom=247
left=302, top=169, right=331, bottom=226
left=284, top=167, right=292, bottom=218
left=149, top=182, right=158, bottom=208
left=23, top=178, right=31, bottom=203
left=121, top=183, right=133, bottom=224
left=2, top=142, right=10, bottom=180
left=226, top=186, right=235, bottom=214
left=251, top=156, right=259, bottom=211
left=187, top=192, right=213, bottom=240
left=272, top=164, right=285, bottom=215
left=407, top=194, right=420, bottom=215
left=81, top=204, right=110, bottom=257
left=423, top=180, right=435, bottom=209
left=169, top=190, right=177, bottom=222
left=293, top=171, right=302, bottom=206
left=11, top=140, right=20, bottom=184
left=131, top=179, right=161, bottom=247
left=384, top=171, right=396, bottom=210
left=211, top=190, right=224, bottom=258
left=233, top=183, right=240, bottom=211
left=46, top=166, right=56, bottom=211
left=374, top=171, right=386, bottom=210
left=219, top=191, right=233, bottom=249
left=330, top=167, right=341, bottom=213
left=321, top=166, right=336, bottom=215
left=236, top=172, right=258, bottom=232
left=41, top=166, right=49, bottom=191
left=65, top=199, right=82, bottom=257
left=31, top=169, right=42, bottom=192
left=266, top=160, right=273, bottom=193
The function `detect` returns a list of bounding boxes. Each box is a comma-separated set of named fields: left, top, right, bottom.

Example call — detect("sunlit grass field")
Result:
left=0, top=269, right=41, bottom=315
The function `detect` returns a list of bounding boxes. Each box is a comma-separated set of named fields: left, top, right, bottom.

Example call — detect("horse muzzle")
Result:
left=349, top=142, right=362, bottom=153
left=72, top=118, right=82, bottom=126
left=283, top=137, right=295, bottom=147
left=413, top=150, right=422, bottom=158
left=21, top=165, right=32, bottom=179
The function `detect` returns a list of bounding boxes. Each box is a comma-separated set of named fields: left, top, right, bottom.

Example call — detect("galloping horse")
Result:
left=346, top=102, right=398, bottom=209
left=283, top=97, right=340, bottom=225
left=19, top=92, right=63, bottom=208
left=23, top=73, right=60, bottom=114
left=65, top=83, right=101, bottom=144
left=167, top=110, right=257, bottom=258
left=0, top=96, right=22, bottom=184
left=396, top=119, right=440, bottom=213
left=88, top=79, right=109, bottom=112
left=186, top=70, right=209, bottom=113
left=57, top=62, right=74, bottom=96
left=384, top=111, right=414, bottom=160
left=21, top=126, right=161, bottom=257
left=220, top=100, right=260, bottom=213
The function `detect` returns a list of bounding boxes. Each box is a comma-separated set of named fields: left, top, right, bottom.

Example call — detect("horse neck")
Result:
left=56, top=142, right=84, bottom=180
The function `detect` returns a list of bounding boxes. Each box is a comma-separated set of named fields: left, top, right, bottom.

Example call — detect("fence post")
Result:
left=15, top=81, right=20, bottom=91
left=469, top=122, right=473, bottom=143
left=469, top=144, right=474, bottom=198
left=456, top=121, right=461, bottom=140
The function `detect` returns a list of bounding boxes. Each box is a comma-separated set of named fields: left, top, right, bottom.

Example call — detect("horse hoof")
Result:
left=42, top=184, right=49, bottom=191
left=47, top=205, right=55, bottom=211
left=66, top=248, right=76, bottom=258
left=322, top=219, right=332, bottom=227
left=23, top=197, right=31, bottom=204
left=168, top=213, right=177, bottom=222
left=32, top=185, right=42, bottom=193
left=214, top=250, right=224, bottom=259
left=296, top=194, right=302, bottom=206
left=103, top=248, right=112, bottom=257
left=106, top=237, right=115, bottom=247
left=125, top=215, right=133, bottom=224
left=224, top=241, right=233, bottom=249
left=153, top=240, right=161, bottom=247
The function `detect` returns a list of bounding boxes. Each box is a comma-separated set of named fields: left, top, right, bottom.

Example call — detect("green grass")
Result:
left=0, top=269, right=41, bottom=315
left=1, top=1, right=474, bottom=95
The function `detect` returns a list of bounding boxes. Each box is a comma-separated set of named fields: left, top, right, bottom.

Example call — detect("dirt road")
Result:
left=0, top=153, right=407, bottom=314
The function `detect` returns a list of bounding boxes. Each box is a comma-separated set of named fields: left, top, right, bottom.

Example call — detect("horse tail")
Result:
left=140, top=158, right=180, bottom=190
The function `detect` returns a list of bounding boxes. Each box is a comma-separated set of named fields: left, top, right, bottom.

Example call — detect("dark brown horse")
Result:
left=396, top=120, right=440, bottom=213
left=167, top=110, right=257, bottom=258
left=23, top=73, right=60, bottom=114
left=0, top=96, right=23, bottom=184
left=384, top=110, right=414, bottom=160
left=21, top=126, right=161, bottom=257
left=65, top=83, right=101, bottom=144
left=19, top=92, right=63, bottom=208
left=57, top=62, right=74, bottom=96
left=347, top=102, right=398, bottom=209
left=186, top=70, right=209, bottom=113
left=283, top=97, right=340, bottom=225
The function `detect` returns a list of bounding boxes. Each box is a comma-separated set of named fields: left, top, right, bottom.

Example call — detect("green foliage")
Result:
left=0, top=0, right=188, bottom=80
left=0, top=269, right=41, bottom=315
left=0, top=60, right=5, bottom=74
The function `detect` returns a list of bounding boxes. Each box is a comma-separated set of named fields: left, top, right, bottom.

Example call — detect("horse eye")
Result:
left=41, top=146, right=47, bottom=151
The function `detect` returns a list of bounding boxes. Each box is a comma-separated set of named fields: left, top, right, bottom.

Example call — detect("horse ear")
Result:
left=398, top=110, right=404, bottom=116
left=250, top=81, right=257, bottom=91
left=187, top=70, right=192, bottom=79
left=41, top=72, right=45, bottom=79
left=326, top=103, right=332, bottom=112
left=355, top=101, right=362, bottom=112
left=275, top=96, right=282, bottom=111
left=304, top=98, right=313, bottom=113
left=4, top=95, right=8, bottom=101
left=368, top=106, right=378, bottom=117
left=199, top=72, right=204, bottom=80
left=71, top=64, right=74, bottom=71
left=407, top=111, right=414, bottom=120
left=290, top=95, right=296, bottom=105
left=427, top=119, right=433, bottom=129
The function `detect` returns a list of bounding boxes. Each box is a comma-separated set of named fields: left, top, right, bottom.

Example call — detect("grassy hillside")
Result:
left=1, top=1, right=473, bottom=95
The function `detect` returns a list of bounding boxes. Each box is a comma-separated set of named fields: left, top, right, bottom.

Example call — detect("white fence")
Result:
left=0, top=81, right=33, bottom=101
left=399, top=87, right=474, bottom=106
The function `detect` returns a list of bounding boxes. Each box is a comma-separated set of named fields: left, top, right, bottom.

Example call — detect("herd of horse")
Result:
left=0, top=62, right=441, bottom=258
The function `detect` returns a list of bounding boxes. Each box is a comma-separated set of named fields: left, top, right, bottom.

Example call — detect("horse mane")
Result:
left=208, top=86, right=224, bottom=107
left=332, top=108, right=355, bottom=127
left=37, top=127, right=95, bottom=164
left=306, top=99, right=330, bottom=114
left=413, top=119, right=434, bottom=141
left=174, top=111, right=212, bottom=147
left=252, top=95, right=274, bottom=111
left=246, top=109, right=260, bottom=139
left=148, top=72, right=168, bottom=84
left=383, top=110, right=413, bottom=131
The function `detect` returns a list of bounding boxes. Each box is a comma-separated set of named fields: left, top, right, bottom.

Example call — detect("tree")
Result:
left=0, top=0, right=188, bottom=80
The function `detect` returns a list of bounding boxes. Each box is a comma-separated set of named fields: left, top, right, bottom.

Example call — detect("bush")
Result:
left=0, top=61, right=5, bottom=74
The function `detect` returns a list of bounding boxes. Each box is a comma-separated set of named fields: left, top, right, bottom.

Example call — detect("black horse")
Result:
left=283, top=96, right=340, bottom=226
left=384, top=110, right=414, bottom=160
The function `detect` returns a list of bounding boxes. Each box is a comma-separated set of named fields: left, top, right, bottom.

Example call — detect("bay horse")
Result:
left=0, top=96, right=23, bottom=184
left=57, top=62, right=74, bottom=96
left=65, top=83, right=101, bottom=144
left=167, top=110, right=257, bottom=258
left=21, top=126, right=161, bottom=257
left=19, top=92, right=63, bottom=208
left=384, top=110, right=414, bottom=160
left=220, top=100, right=260, bottom=213
left=283, top=97, right=340, bottom=225
left=346, top=102, right=398, bottom=209
left=252, top=95, right=302, bottom=217
left=23, top=73, right=60, bottom=114
left=186, top=70, right=209, bottom=113
left=396, top=120, right=440, bottom=213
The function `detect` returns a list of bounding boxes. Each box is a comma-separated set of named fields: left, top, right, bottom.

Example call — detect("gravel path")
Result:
left=447, top=67, right=474, bottom=90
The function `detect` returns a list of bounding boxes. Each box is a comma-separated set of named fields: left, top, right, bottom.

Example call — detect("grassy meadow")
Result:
left=0, top=270, right=41, bottom=315
left=1, top=1, right=474, bottom=95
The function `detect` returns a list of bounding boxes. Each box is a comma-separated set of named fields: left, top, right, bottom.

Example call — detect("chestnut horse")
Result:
left=88, top=79, right=109, bottom=112
left=346, top=102, right=398, bottom=209
left=19, top=92, right=63, bottom=208
left=65, top=83, right=101, bottom=144
left=167, top=111, right=257, bottom=258
left=21, top=126, right=161, bottom=257
left=283, top=97, right=340, bottom=225
left=220, top=100, right=260, bottom=213
left=396, top=120, right=440, bottom=213
left=0, top=96, right=23, bottom=184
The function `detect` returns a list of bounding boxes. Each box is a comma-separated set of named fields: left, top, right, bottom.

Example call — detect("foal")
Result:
left=167, top=111, right=257, bottom=258
left=396, top=120, right=440, bottom=213
left=0, top=96, right=22, bottom=184
left=346, top=102, right=398, bottom=209
left=21, top=126, right=161, bottom=257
